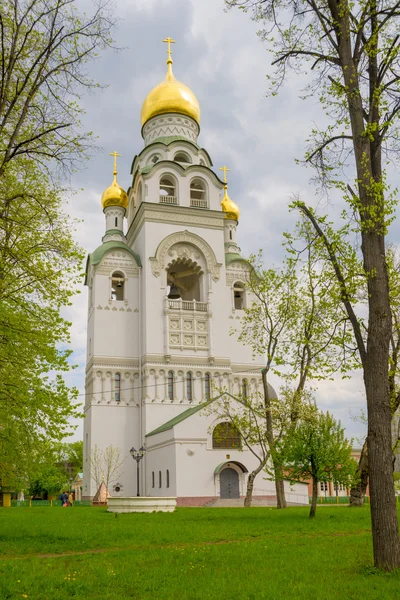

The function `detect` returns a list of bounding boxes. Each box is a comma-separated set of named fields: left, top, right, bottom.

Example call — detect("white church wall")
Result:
left=85, top=404, right=140, bottom=497
left=145, top=437, right=177, bottom=497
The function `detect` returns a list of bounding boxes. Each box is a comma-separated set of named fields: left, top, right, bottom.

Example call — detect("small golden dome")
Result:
left=101, top=179, right=128, bottom=210
left=140, top=39, right=200, bottom=126
left=101, top=150, right=128, bottom=210
left=221, top=186, right=240, bottom=222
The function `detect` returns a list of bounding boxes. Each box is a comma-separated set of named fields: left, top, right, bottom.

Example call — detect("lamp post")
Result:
left=129, top=446, right=146, bottom=496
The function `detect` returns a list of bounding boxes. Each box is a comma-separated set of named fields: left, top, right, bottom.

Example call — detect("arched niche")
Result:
left=150, top=230, right=222, bottom=284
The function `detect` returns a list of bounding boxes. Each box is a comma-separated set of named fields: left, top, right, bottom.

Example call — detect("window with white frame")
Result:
left=168, top=371, right=174, bottom=401
left=190, top=178, right=207, bottom=208
left=159, top=176, right=177, bottom=204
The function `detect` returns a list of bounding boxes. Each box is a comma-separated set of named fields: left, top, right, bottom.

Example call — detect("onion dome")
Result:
left=140, top=38, right=200, bottom=126
left=219, top=165, right=240, bottom=221
left=101, top=151, right=128, bottom=210
left=221, top=186, right=240, bottom=221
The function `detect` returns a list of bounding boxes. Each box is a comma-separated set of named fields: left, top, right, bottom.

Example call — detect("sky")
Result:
left=63, top=0, right=400, bottom=443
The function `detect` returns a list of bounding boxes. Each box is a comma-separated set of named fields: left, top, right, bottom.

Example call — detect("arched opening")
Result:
left=190, top=178, right=207, bottom=208
left=159, top=176, right=177, bottom=205
left=212, top=422, right=241, bottom=449
left=168, top=371, right=174, bottom=401
left=174, top=152, right=191, bottom=164
left=204, top=373, right=211, bottom=400
left=166, top=469, right=170, bottom=488
left=115, top=373, right=121, bottom=402
left=167, top=259, right=204, bottom=302
left=242, top=379, right=248, bottom=400
left=186, top=372, right=193, bottom=401
left=111, top=271, right=125, bottom=301
left=233, top=281, right=245, bottom=310
left=220, top=468, right=240, bottom=499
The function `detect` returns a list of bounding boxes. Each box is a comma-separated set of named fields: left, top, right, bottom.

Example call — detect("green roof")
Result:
left=90, top=241, right=141, bottom=267
left=85, top=241, right=142, bottom=283
left=225, top=253, right=248, bottom=266
left=146, top=400, right=213, bottom=437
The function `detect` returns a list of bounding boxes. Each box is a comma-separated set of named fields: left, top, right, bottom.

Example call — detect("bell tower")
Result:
left=83, top=40, right=264, bottom=500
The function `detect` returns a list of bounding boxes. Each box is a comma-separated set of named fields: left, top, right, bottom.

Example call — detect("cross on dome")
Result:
left=219, top=165, right=231, bottom=185
left=163, top=37, right=175, bottom=65
left=109, top=150, right=121, bottom=178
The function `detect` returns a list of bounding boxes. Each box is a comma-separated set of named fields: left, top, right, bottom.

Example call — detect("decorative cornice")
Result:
left=126, top=202, right=224, bottom=246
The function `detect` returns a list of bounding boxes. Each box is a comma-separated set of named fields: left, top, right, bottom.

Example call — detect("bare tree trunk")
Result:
left=244, top=463, right=264, bottom=507
left=244, top=472, right=256, bottom=507
left=350, top=438, right=369, bottom=507
left=309, top=476, right=318, bottom=519
left=275, top=477, right=287, bottom=509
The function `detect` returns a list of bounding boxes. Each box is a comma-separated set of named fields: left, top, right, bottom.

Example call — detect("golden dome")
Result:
left=101, top=151, right=128, bottom=210
left=221, top=186, right=240, bottom=222
left=140, top=38, right=200, bottom=126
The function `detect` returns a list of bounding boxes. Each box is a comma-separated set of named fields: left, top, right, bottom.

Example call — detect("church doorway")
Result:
left=220, top=468, right=240, bottom=499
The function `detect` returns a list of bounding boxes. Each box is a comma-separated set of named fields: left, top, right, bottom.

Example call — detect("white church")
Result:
left=83, top=39, right=308, bottom=505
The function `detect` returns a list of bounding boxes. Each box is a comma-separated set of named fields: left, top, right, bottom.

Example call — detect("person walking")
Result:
left=68, top=492, right=73, bottom=507
left=62, top=491, right=68, bottom=507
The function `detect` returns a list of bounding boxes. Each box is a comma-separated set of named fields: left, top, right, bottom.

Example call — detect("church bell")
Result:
left=167, top=283, right=181, bottom=300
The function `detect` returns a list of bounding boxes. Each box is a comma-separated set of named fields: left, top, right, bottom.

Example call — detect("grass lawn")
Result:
left=0, top=506, right=399, bottom=599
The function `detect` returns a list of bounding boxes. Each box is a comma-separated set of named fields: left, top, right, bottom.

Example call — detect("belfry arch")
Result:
left=149, top=230, right=222, bottom=286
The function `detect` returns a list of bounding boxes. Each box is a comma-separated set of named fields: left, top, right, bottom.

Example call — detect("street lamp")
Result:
left=129, top=446, right=146, bottom=497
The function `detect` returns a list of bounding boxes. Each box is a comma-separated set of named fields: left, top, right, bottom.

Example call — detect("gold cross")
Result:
left=163, top=37, right=175, bottom=62
left=219, top=165, right=230, bottom=184
left=109, top=150, right=121, bottom=176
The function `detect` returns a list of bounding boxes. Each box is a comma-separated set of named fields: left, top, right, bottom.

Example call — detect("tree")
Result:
left=0, top=0, right=115, bottom=490
left=90, top=445, right=125, bottom=491
left=0, top=159, right=83, bottom=487
left=284, top=409, right=357, bottom=518
left=0, top=0, right=115, bottom=177
left=214, top=219, right=355, bottom=507
left=228, top=0, right=400, bottom=570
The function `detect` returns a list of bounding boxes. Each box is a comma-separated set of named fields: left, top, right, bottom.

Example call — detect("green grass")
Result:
left=0, top=506, right=399, bottom=599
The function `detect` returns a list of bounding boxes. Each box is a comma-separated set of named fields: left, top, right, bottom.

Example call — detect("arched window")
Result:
left=166, top=469, right=170, bottom=488
left=174, top=152, right=191, bottom=164
left=159, top=176, right=177, bottom=204
left=111, top=272, right=125, bottom=301
left=159, top=471, right=162, bottom=488
left=190, top=178, right=207, bottom=208
left=115, top=373, right=121, bottom=402
left=152, top=472, right=155, bottom=488
left=212, top=422, right=241, bottom=449
left=186, top=372, right=193, bottom=402
left=233, top=281, right=245, bottom=310
left=168, top=371, right=174, bottom=401
left=242, top=379, right=248, bottom=400
left=204, top=373, right=211, bottom=401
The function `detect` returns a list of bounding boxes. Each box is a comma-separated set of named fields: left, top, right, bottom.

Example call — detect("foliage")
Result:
left=0, top=0, right=115, bottom=176
left=227, top=0, right=400, bottom=569
left=90, top=445, right=125, bottom=490
left=55, top=441, right=84, bottom=477
left=0, top=158, right=83, bottom=488
left=284, top=409, right=357, bottom=517
left=1, top=507, right=400, bottom=599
